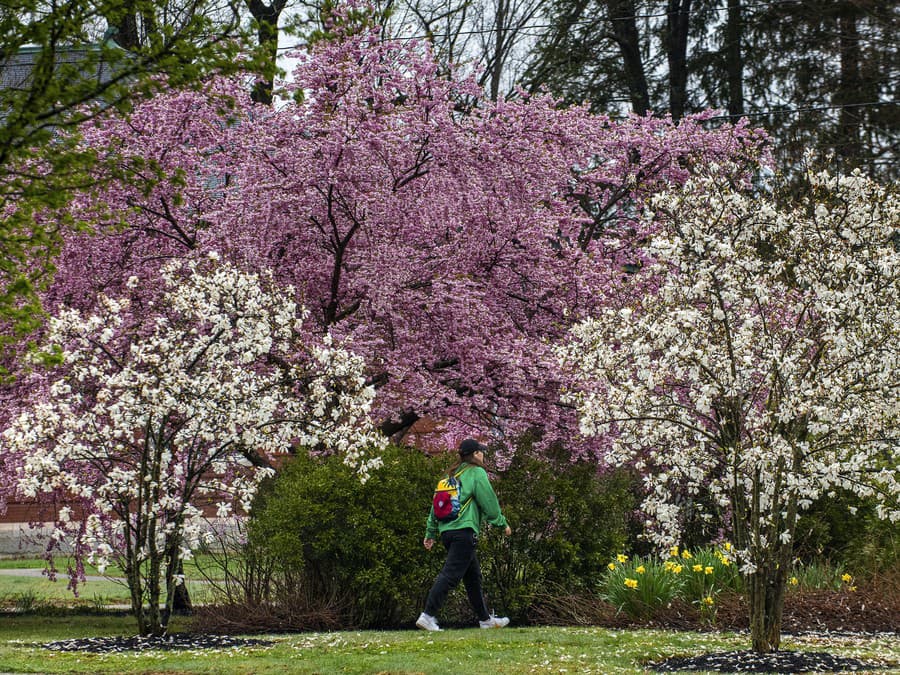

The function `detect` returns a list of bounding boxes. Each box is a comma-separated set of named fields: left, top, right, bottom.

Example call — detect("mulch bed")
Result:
left=44, top=634, right=273, bottom=653
left=648, top=648, right=895, bottom=673
left=532, top=583, right=900, bottom=673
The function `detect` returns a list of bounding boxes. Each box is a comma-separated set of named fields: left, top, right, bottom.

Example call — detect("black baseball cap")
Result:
left=458, top=438, right=488, bottom=457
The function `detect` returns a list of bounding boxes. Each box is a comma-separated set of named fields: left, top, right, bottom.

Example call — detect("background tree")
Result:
left=2, top=257, right=383, bottom=636
left=741, top=0, right=898, bottom=180
left=524, top=0, right=897, bottom=180
left=293, top=0, right=547, bottom=101
left=523, top=0, right=698, bottom=117
left=245, top=0, right=290, bottom=103
left=102, top=0, right=243, bottom=51
left=559, top=165, right=899, bottom=652
left=0, top=0, right=252, bottom=374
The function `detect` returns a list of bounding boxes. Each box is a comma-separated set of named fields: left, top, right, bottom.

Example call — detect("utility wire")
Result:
left=275, top=0, right=897, bottom=49
left=707, top=101, right=898, bottom=122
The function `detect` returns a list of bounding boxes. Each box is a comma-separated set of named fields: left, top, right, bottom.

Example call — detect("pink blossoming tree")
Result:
left=559, top=166, right=899, bottom=652
left=44, top=28, right=766, bottom=459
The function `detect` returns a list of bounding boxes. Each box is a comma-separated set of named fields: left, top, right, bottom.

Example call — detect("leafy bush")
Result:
left=794, top=490, right=899, bottom=577
left=245, top=444, right=439, bottom=627
left=230, top=438, right=637, bottom=629
left=479, top=440, right=636, bottom=622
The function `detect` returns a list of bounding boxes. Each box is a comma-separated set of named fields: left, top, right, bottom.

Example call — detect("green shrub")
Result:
left=794, top=490, right=900, bottom=578
left=241, top=439, right=637, bottom=629
left=480, top=440, right=636, bottom=623
left=246, top=444, right=439, bottom=627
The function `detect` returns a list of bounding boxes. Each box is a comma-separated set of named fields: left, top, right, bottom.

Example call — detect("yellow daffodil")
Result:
left=681, top=550, right=693, bottom=560
left=703, top=596, right=714, bottom=606
left=624, top=578, right=638, bottom=589
left=724, top=542, right=732, bottom=551
left=669, top=545, right=679, bottom=557
left=790, top=577, right=798, bottom=586
left=841, top=573, right=853, bottom=583
left=608, top=562, right=616, bottom=571
left=693, top=564, right=703, bottom=572
left=674, top=564, right=683, bottom=574
left=636, top=565, right=646, bottom=574
left=617, top=554, right=629, bottom=563
left=704, top=566, right=714, bottom=575
left=849, top=586, right=857, bottom=592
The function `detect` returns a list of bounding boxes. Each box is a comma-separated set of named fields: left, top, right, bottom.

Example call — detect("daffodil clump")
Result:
left=603, top=544, right=743, bottom=623
left=602, top=552, right=683, bottom=618
left=788, top=560, right=858, bottom=592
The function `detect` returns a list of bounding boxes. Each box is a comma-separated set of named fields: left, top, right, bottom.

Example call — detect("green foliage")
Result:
left=247, top=444, right=438, bottom=627
left=480, top=440, right=635, bottom=621
left=675, top=546, right=743, bottom=600
left=244, top=439, right=636, bottom=628
left=794, top=490, right=900, bottom=577
left=788, top=559, right=853, bottom=591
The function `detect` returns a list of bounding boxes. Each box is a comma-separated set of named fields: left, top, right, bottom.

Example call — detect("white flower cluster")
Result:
left=3, top=258, right=384, bottom=573
left=559, top=167, right=899, bottom=565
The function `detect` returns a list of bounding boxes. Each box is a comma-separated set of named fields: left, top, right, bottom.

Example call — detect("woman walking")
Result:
left=416, top=438, right=511, bottom=631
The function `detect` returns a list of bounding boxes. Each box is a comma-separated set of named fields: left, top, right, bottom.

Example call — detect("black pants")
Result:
left=424, top=528, right=490, bottom=621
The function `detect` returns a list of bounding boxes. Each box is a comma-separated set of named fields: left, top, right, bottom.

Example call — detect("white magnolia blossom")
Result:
left=559, top=167, right=899, bottom=577
left=2, top=258, right=384, bottom=595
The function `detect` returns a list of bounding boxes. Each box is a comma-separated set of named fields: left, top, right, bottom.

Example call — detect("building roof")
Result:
left=1, top=40, right=122, bottom=93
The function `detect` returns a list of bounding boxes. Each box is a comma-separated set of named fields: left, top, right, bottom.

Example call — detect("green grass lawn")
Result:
left=0, top=615, right=897, bottom=674
left=0, top=556, right=221, bottom=610
left=1, top=559, right=897, bottom=673
left=0, top=554, right=225, bottom=579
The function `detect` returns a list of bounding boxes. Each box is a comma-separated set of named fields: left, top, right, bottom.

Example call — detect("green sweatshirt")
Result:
left=425, top=463, right=508, bottom=539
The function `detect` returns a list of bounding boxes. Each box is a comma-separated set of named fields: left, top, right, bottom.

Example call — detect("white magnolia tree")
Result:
left=2, top=256, right=384, bottom=636
left=559, top=167, right=899, bottom=652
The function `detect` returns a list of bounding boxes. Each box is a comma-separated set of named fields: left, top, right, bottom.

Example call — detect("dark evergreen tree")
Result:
left=524, top=0, right=897, bottom=179
left=741, top=0, right=897, bottom=179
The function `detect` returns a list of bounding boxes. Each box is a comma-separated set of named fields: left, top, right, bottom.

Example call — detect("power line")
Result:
left=706, top=101, right=898, bottom=122
left=275, top=0, right=896, bottom=49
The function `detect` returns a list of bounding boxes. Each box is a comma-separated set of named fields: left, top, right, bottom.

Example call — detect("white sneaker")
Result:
left=479, top=615, right=510, bottom=629
left=416, top=612, right=442, bottom=631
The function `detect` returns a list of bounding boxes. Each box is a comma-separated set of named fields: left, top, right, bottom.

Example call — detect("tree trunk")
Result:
left=607, top=0, right=651, bottom=114
left=116, top=12, right=142, bottom=50
left=744, top=446, right=800, bottom=652
left=724, top=0, right=744, bottom=117
left=247, top=0, right=288, bottom=105
left=748, top=564, right=787, bottom=652
left=169, top=558, right=193, bottom=615
left=665, top=0, right=692, bottom=121
left=489, top=0, right=510, bottom=101
left=835, top=6, right=861, bottom=167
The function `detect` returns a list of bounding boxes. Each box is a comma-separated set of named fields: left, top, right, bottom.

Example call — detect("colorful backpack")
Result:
left=432, top=466, right=472, bottom=522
